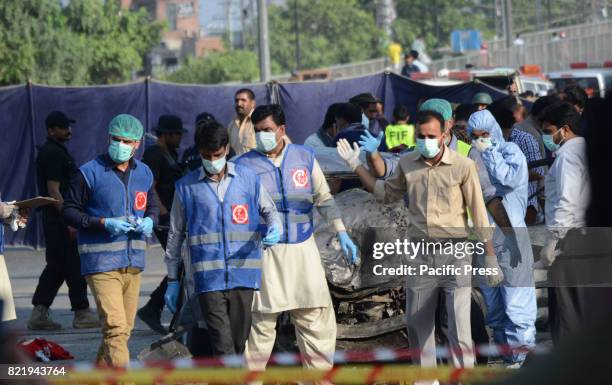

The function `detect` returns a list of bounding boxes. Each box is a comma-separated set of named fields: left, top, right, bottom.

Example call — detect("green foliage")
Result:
left=0, top=0, right=162, bottom=86
left=266, top=0, right=385, bottom=74
left=510, top=0, right=584, bottom=33
left=392, top=0, right=493, bottom=49
left=165, top=50, right=260, bottom=84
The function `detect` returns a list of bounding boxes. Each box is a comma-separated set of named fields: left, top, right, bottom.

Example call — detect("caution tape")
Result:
left=131, top=343, right=548, bottom=368
left=48, top=365, right=512, bottom=385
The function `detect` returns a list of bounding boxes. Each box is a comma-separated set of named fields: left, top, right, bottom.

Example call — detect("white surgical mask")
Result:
left=416, top=138, right=441, bottom=158
left=256, top=131, right=278, bottom=153
left=361, top=113, right=370, bottom=130
left=473, top=137, right=493, bottom=152
left=202, top=156, right=226, bottom=174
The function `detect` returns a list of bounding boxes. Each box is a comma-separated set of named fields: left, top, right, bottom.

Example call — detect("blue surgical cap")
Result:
left=467, top=109, right=505, bottom=143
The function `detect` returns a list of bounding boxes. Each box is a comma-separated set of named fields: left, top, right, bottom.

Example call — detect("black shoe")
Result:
left=137, top=302, right=167, bottom=334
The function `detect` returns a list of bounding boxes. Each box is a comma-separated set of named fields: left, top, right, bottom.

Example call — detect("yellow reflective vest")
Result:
left=456, top=140, right=471, bottom=157
left=385, top=123, right=415, bottom=149
left=454, top=139, right=477, bottom=238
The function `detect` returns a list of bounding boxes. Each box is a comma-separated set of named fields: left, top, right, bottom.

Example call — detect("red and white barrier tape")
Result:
left=66, top=343, right=549, bottom=372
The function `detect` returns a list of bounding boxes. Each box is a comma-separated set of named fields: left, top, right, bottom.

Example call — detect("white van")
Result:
left=547, top=68, right=612, bottom=98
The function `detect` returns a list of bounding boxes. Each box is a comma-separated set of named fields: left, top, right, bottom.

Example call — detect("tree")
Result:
left=165, top=50, right=260, bottom=84
left=0, top=0, right=162, bottom=86
left=392, top=0, right=493, bottom=53
left=263, top=0, right=385, bottom=74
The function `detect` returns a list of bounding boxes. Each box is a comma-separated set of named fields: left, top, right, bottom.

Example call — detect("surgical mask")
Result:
left=543, top=130, right=562, bottom=152
left=416, top=138, right=441, bottom=158
left=473, top=137, right=493, bottom=152
left=256, top=131, right=277, bottom=153
left=108, top=140, right=134, bottom=163
left=361, top=113, right=370, bottom=130
left=202, top=156, right=226, bottom=174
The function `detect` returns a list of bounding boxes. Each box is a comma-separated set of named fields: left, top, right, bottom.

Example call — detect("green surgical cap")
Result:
left=419, top=98, right=453, bottom=121
left=108, top=114, right=144, bottom=140
left=472, top=92, right=493, bottom=105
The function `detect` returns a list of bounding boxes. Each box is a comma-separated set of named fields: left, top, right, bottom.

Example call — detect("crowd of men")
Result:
left=0, top=81, right=607, bottom=380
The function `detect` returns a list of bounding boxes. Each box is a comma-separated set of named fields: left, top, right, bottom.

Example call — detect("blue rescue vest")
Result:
left=77, top=156, right=153, bottom=275
left=176, top=163, right=263, bottom=294
left=235, top=144, right=315, bottom=244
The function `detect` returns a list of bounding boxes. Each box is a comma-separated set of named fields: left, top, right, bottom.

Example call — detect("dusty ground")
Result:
left=3, top=245, right=551, bottom=367
left=4, top=246, right=171, bottom=364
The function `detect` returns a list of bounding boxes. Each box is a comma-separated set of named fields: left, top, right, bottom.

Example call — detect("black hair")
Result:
left=416, top=110, right=445, bottom=132
left=322, top=103, right=343, bottom=130
left=251, top=104, right=286, bottom=126
left=335, top=103, right=362, bottom=124
left=487, top=100, right=516, bottom=129
left=499, top=95, right=522, bottom=113
left=393, top=105, right=409, bottom=122
left=453, top=103, right=478, bottom=122
left=539, top=102, right=581, bottom=135
left=406, top=50, right=419, bottom=60
left=531, top=94, right=560, bottom=117
left=561, top=85, right=587, bottom=109
left=235, top=88, right=255, bottom=100
left=195, top=112, right=216, bottom=125
left=195, top=121, right=228, bottom=151
left=519, top=90, right=534, bottom=98
left=580, top=96, right=605, bottom=137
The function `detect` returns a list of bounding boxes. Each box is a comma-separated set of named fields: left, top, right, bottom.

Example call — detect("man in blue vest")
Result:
left=163, top=121, right=281, bottom=355
left=63, top=114, right=159, bottom=367
left=234, top=104, right=358, bottom=372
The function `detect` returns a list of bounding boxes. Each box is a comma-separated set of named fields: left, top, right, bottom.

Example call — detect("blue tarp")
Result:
left=0, top=73, right=508, bottom=248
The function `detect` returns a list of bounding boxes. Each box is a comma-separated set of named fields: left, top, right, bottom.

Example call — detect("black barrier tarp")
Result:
left=0, top=73, right=508, bottom=248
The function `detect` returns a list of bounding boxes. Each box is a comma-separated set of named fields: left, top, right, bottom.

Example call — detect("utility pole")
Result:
left=503, top=0, right=513, bottom=49
left=257, top=0, right=270, bottom=82
left=495, top=0, right=501, bottom=40
left=536, top=0, right=543, bottom=31
left=294, top=0, right=300, bottom=71
left=227, top=0, right=234, bottom=49
left=375, top=0, right=395, bottom=41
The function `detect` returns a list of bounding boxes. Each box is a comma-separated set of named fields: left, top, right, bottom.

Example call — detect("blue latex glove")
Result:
left=164, top=280, right=180, bottom=314
left=135, top=217, right=154, bottom=237
left=358, top=130, right=384, bottom=154
left=104, top=218, right=134, bottom=236
left=338, top=231, right=359, bottom=265
left=262, top=223, right=281, bottom=247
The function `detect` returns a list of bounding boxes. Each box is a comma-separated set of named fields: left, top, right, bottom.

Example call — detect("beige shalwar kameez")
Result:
left=245, top=142, right=345, bottom=370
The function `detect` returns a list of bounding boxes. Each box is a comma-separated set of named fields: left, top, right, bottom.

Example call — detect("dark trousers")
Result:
left=548, top=229, right=612, bottom=346
left=32, top=214, right=89, bottom=311
left=198, top=288, right=254, bottom=355
left=549, top=287, right=612, bottom=345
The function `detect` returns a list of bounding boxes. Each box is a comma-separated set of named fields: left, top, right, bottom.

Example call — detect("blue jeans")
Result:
left=480, top=286, right=536, bottom=364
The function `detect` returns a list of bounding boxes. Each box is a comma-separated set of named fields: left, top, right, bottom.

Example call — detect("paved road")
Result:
left=4, top=247, right=552, bottom=366
left=4, top=247, right=172, bottom=364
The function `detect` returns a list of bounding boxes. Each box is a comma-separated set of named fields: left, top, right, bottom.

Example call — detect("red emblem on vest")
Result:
left=292, top=168, right=309, bottom=188
left=134, top=192, right=147, bottom=211
left=232, top=204, right=249, bottom=224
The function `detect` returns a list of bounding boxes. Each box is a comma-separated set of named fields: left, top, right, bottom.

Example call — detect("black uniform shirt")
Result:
left=142, top=144, right=184, bottom=210
left=36, top=137, right=77, bottom=196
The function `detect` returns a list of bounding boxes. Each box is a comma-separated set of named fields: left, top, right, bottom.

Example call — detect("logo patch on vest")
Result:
left=134, top=192, right=147, bottom=211
left=232, top=204, right=249, bottom=224
left=291, top=168, right=309, bottom=188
